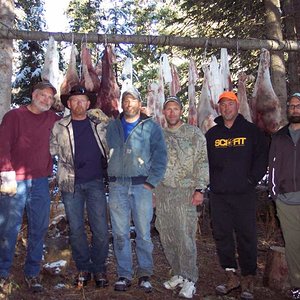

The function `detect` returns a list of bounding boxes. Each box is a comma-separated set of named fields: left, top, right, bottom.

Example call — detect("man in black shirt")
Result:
left=50, top=85, right=109, bottom=288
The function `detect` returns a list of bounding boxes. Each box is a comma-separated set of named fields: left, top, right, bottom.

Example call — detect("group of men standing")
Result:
left=0, top=81, right=299, bottom=300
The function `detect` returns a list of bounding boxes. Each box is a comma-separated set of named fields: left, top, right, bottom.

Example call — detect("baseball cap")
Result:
left=163, top=96, right=183, bottom=109
left=121, top=87, right=142, bottom=102
left=218, top=91, right=238, bottom=103
left=33, top=81, right=57, bottom=95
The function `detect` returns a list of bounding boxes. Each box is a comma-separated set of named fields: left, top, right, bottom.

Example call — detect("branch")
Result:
left=0, top=26, right=300, bottom=51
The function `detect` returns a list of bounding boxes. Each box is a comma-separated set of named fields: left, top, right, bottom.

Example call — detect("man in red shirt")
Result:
left=0, top=81, right=60, bottom=293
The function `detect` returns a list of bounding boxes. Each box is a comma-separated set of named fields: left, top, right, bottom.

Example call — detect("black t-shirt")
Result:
left=72, top=118, right=103, bottom=184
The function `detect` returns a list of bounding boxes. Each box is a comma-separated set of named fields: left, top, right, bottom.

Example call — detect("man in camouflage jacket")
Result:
left=155, top=96, right=209, bottom=299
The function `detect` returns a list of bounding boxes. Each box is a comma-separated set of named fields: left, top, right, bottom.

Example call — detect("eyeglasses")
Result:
left=287, top=104, right=300, bottom=110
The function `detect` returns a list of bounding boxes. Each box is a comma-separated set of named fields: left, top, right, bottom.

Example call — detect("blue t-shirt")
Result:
left=72, top=118, right=103, bottom=184
left=121, top=117, right=140, bottom=141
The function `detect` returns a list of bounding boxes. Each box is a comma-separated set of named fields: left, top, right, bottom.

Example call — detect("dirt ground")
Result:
left=0, top=192, right=293, bottom=300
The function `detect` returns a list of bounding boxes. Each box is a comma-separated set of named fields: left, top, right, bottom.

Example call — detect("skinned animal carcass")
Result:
left=80, top=43, right=101, bottom=92
left=188, top=58, right=198, bottom=126
left=60, top=44, right=80, bottom=95
left=41, top=36, right=63, bottom=111
left=237, top=72, right=253, bottom=122
left=251, top=48, right=281, bottom=134
left=197, top=64, right=217, bottom=134
left=96, top=45, right=120, bottom=118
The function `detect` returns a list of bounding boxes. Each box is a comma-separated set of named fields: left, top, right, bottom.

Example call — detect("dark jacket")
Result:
left=205, top=114, right=268, bottom=194
left=269, top=124, right=300, bottom=198
left=106, top=113, right=167, bottom=188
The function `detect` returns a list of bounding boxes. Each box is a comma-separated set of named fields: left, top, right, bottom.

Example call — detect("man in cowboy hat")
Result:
left=50, top=85, right=110, bottom=288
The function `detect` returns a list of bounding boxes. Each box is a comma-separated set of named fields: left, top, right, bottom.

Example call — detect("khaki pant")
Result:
left=155, top=186, right=198, bottom=282
left=276, top=200, right=300, bottom=287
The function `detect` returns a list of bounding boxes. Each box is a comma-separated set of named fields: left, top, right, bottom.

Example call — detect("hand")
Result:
left=143, top=183, right=154, bottom=191
left=0, top=171, right=17, bottom=196
left=191, top=191, right=204, bottom=206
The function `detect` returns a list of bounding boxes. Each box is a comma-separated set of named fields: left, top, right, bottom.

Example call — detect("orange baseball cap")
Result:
left=218, top=91, right=238, bottom=103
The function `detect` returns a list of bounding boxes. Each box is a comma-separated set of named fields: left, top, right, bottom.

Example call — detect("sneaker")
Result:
left=73, top=271, right=91, bottom=287
left=139, top=276, right=152, bottom=293
left=240, top=275, right=254, bottom=300
left=25, top=276, right=43, bottom=293
left=114, top=277, right=131, bottom=291
left=215, top=270, right=240, bottom=295
left=291, top=287, right=300, bottom=300
left=178, top=279, right=196, bottom=299
left=163, top=275, right=184, bottom=290
left=94, top=272, right=109, bottom=288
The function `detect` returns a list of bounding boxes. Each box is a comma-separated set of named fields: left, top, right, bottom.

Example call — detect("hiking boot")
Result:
left=138, top=276, right=152, bottom=293
left=291, top=287, right=300, bottom=299
left=178, top=279, right=196, bottom=299
left=73, top=271, right=91, bottom=287
left=240, top=275, right=254, bottom=300
left=94, top=272, right=108, bottom=288
left=114, top=277, right=131, bottom=291
left=163, top=275, right=184, bottom=290
left=215, top=269, right=240, bottom=295
left=25, top=276, right=43, bottom=293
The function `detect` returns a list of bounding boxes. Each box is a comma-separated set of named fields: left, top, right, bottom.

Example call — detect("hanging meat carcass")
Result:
left=188, top=58, right=198, bottom=126
left=251, top=48, right=281, bottom=134
left=170, top=63, right=181, bottom=96
left=80, top=44, right=101, bottom=92
left=119, top=57, right=133, bottom=113
left=60, top=44, right=80, bottom=95
left=146, top=81, right=158, bottom=117
left=237, top=72, right=253, bottom=122
left=197, top=64, right=217, bottom=134
left=96, top=45, right=120, bottom=118
left=41, top=36, right=63, bottom=111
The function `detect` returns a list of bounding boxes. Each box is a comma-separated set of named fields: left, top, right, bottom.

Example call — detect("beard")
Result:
left=288, top=115, right=300, bottom=123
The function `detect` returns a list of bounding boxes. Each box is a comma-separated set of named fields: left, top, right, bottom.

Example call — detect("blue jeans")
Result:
left=62, top=179, right=109, bottom=273
left=108, top=179, right=153, bottom=280
left=0, top=177, right=50, bottom=277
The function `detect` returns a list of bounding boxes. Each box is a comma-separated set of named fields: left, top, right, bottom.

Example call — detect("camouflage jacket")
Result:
left=50, top=112, right=109, bottom=193
left=160, top=123, right=209, bottom=190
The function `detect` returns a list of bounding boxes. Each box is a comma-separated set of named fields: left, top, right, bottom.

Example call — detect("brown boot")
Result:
left=240, top=275, right=254, bottom=300
left=216, top=269, right=240, bottom=295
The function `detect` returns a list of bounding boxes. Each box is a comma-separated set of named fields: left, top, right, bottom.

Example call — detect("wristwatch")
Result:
left=195, top=188, right=205, bottom=194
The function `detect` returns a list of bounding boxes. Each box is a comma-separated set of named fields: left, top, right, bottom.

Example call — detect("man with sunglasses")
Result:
left=50, top=85, right=110, bottom=289
left=0, top=81, right=60, bottom=293
left=269, top=93, right=300, bottom=300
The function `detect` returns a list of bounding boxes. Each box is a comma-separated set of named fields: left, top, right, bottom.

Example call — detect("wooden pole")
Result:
left=1, top=26, right=300, bottom=52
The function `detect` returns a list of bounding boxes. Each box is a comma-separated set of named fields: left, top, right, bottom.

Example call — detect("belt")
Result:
left=109, top=176, right=147, bottom=185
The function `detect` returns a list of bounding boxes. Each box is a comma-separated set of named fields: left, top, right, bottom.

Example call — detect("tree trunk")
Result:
left=0, top=0, right=14, bottom=122
left=283, top=0, right=300, bottom=94
left=264, top=0, right=288, bottom=125
left=263, top=246, right=290, bottom=290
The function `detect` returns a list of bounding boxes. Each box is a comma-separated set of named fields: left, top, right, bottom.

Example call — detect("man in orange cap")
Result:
left=206, top=91, right=268, bottom=300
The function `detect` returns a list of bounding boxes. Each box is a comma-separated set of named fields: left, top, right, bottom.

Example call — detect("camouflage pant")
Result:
left=155, top=186, right=198, bottom=282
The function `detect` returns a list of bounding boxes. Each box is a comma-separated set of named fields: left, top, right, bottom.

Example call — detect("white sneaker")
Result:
left=178, top=279, right=196, bottom=299
left=163, top=275, right=184, bottom=290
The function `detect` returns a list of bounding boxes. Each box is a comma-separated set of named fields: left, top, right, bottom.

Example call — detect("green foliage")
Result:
left=12, top=0, right=46, bottom=105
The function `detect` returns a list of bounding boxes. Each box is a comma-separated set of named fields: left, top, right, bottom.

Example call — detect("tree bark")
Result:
left=265, top=0, right=288, bottom=125
left=0, top=0, right=14, bottom=122
left=1, top=26, right=300, bottom=52
left=263, top=246, right=290, bottom=290
left=283, top=0, right=299, bottom=94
